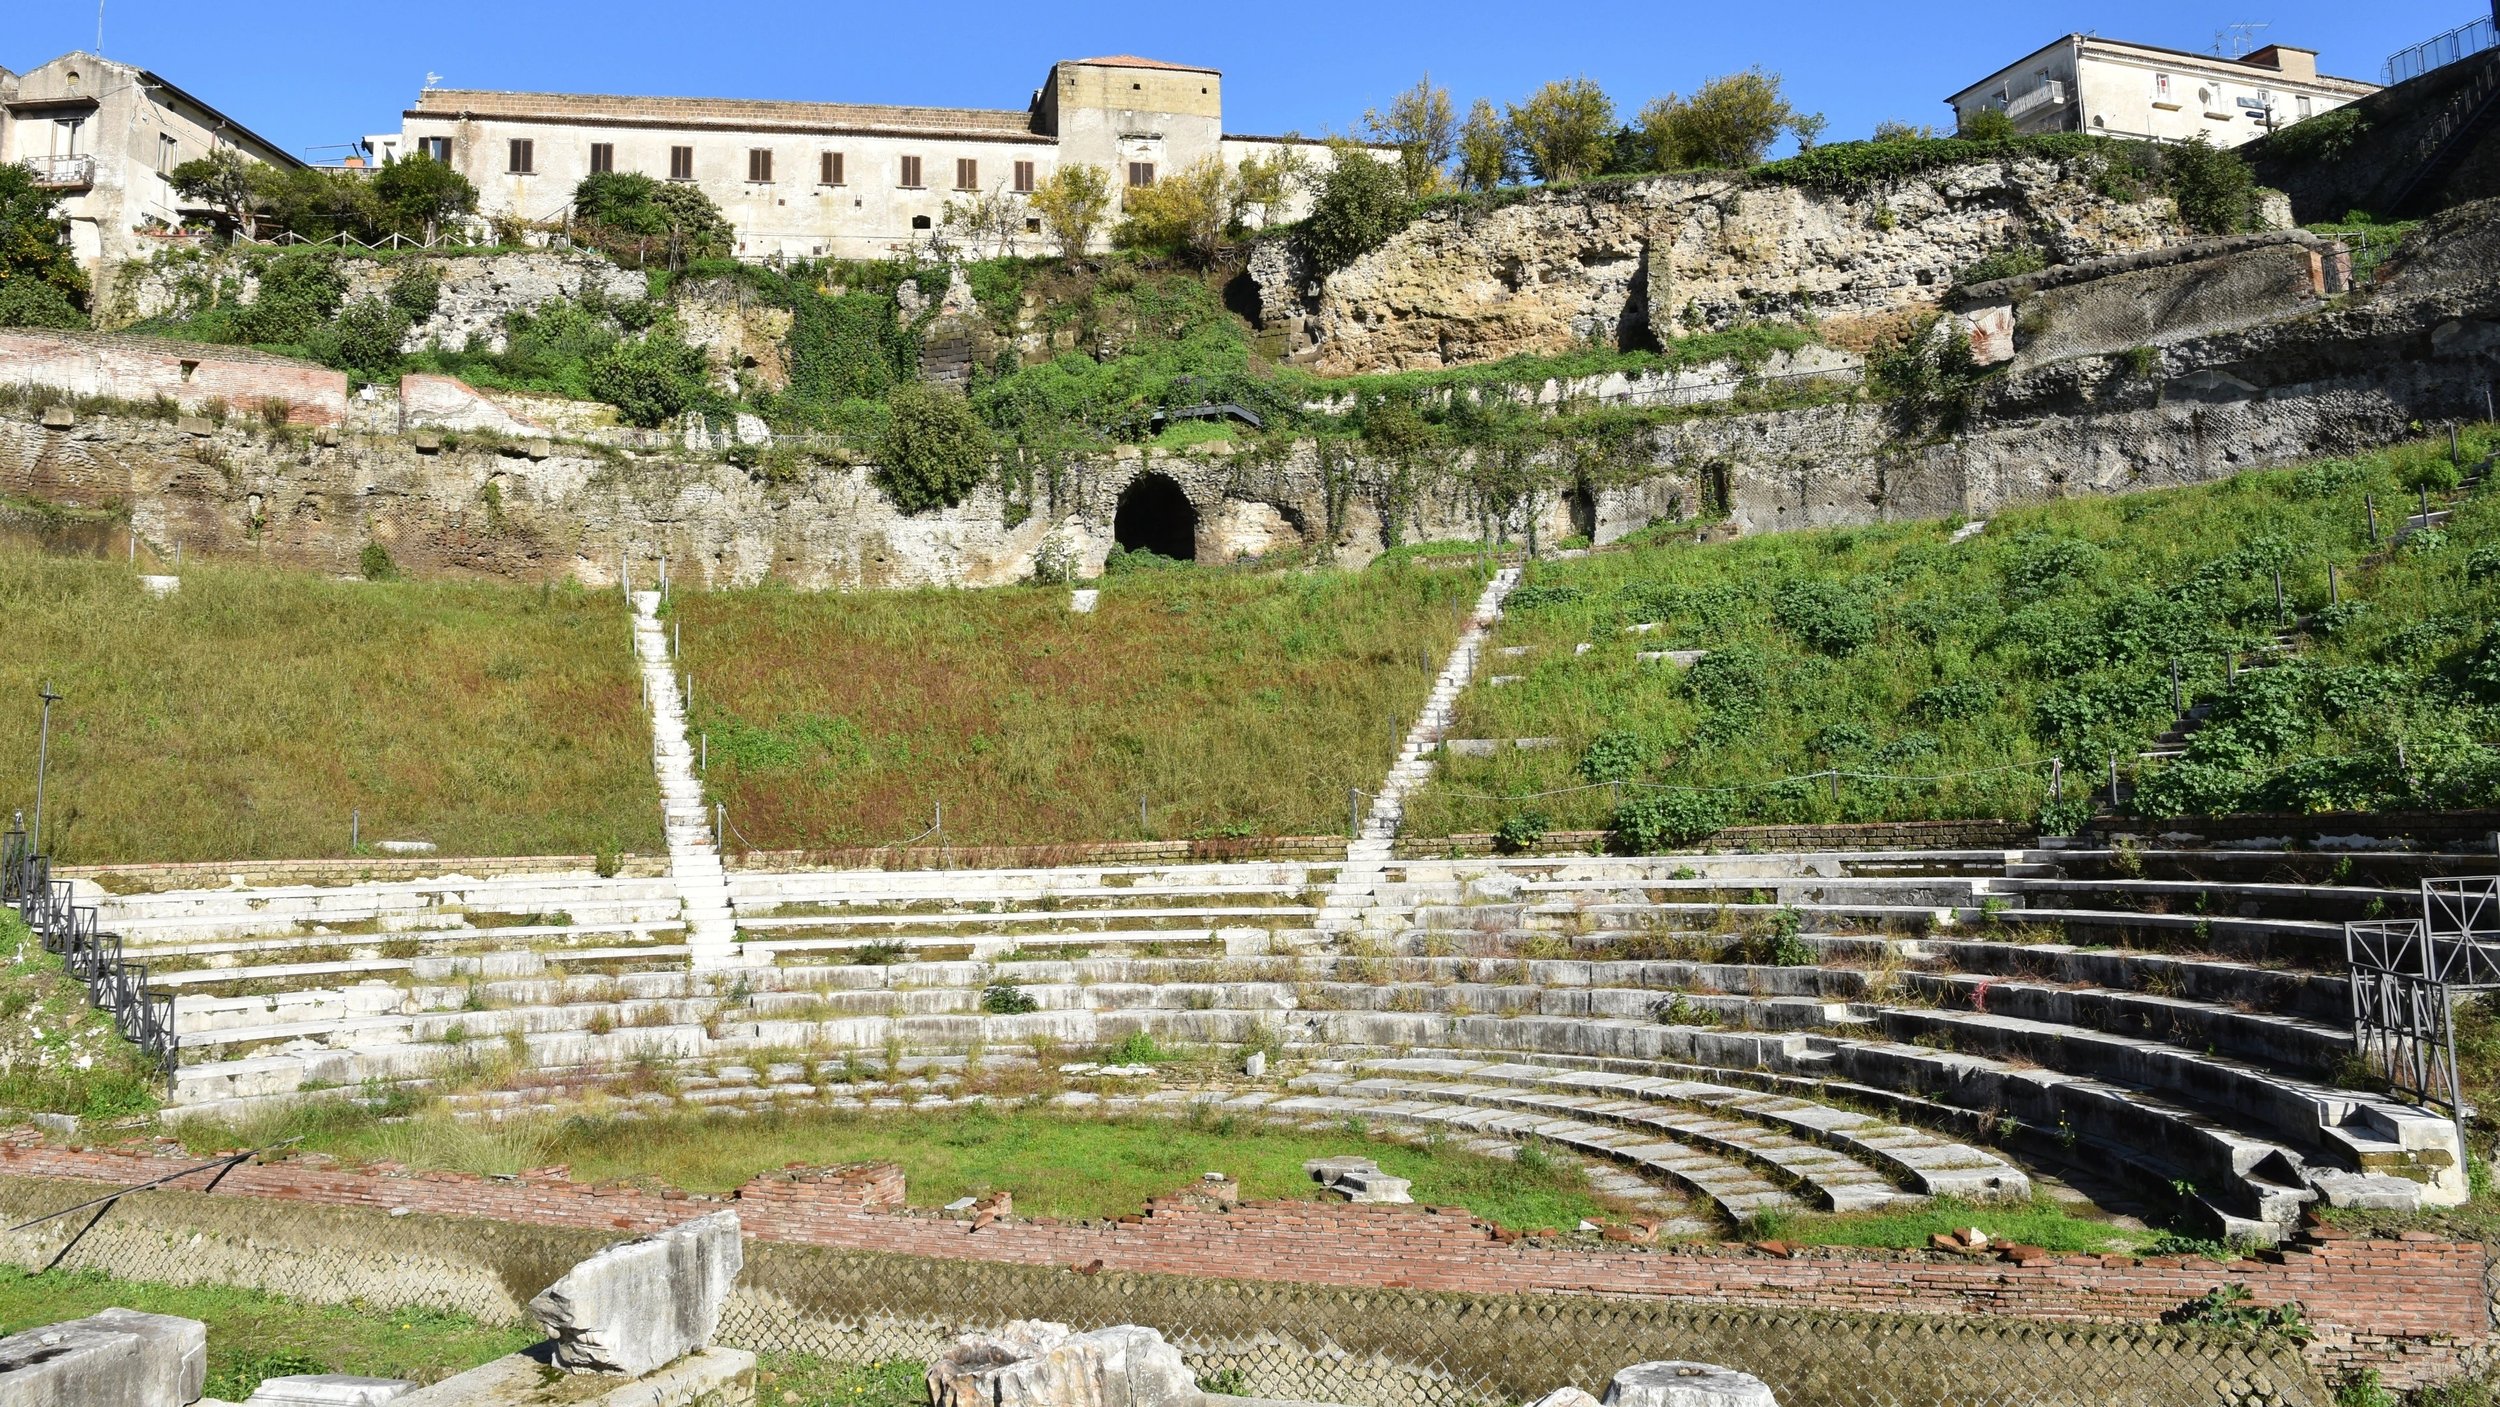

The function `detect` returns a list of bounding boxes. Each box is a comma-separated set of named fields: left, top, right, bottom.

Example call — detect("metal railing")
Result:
left=2387, top=14, right=2498, bottom=85
left=2005, top=80, right=2069, bottom=123
left=3, top=828, right=176, bottom=1078
left=19, top=155, right=95, bottom=189
left=2345, top=874, right=2500, bottom=1148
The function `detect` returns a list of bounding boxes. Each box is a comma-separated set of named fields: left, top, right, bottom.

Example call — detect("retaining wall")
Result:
left=0, top=330, right=347, bottom=427
left=0, top=1135, right=2475, bottom=1392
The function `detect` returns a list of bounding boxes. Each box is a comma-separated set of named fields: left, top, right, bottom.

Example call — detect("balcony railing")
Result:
left=21, top=154, right=96, bottom=190
left=2005, top=80, right=2069, bottom=123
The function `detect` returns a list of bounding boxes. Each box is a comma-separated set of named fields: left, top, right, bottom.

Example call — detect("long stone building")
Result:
left=1949, top=35, right=2377, bottom=146
left=382, top=56, right=1350, bottom=260
left=1, top=51, right=301, bottom=277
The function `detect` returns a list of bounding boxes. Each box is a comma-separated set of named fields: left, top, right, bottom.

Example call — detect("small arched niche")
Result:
left=1113, top=473, right=1198, bottom=562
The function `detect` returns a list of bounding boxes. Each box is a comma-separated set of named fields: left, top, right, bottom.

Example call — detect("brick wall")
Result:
left=1, top=330, right=348, bottom=427
left=1, top=1134, right=2479, bottom=1383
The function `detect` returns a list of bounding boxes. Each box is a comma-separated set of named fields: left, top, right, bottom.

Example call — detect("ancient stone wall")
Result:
left=0, top=1144, right=2471, bottom=1396
left=0, top=330, right=347, bottom=427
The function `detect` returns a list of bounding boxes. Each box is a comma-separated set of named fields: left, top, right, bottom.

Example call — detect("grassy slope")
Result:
left=1406, top=426, right=2500, bottom=839
left=0, top=915, right=161, bottom=1120
left=0, top=547, right=659, bottom=863
left=673, top=566, right=1476, bottom=848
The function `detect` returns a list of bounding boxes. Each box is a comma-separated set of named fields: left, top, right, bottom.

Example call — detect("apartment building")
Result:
left=2, top=51, right=301, bottom=275
left=1949, top=35, right=2379, bottom=147
left=391, top=56, right=1345, bottom=260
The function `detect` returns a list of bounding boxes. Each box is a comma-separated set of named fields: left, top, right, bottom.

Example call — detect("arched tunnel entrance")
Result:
left=1113, top=473, right=1198, bottom=562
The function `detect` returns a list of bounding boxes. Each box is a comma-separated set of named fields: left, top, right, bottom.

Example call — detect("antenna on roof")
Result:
left=2213, top=21, right=2272, bottom=58
left=96, top=0, right=105, bottom=55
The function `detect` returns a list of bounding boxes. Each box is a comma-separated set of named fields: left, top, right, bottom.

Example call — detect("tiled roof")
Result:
left=1068, top=55, right=1220, bottom=74
left=406, top=88, right=1042, bottom=140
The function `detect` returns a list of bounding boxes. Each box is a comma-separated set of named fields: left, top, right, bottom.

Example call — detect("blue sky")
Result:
left=8, top=0, right=2483, bottom=161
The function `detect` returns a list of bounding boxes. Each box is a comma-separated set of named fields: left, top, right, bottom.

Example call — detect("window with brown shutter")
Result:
left=669, top=146, right=695, bottom=180
left=900, top=155, right=923, bottom=188
left=820, top=152, right=843, bottom=186
left=955, top=158, right=978, bottom=190
left=589, top=143, right=614, bottom=174
left=508, top=138, right=535, bottom=174
left=748, top=148, right=773, bottom=183
left=1127, top=161, right=1155, bottom=188
left=1013, top=160, right=1035, bottom=193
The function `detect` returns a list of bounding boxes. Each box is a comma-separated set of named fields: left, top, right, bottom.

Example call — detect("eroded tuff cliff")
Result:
left=1248, top=154, right=2200, bottom=375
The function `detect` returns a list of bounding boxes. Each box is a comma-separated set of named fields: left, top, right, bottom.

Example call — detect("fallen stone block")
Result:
left=0, top=1307, right=207, bottom=1407
left=527, top=1211, right=744, bottom=1378
left=1604, top=1362, right=1778, bottom=1407
left=390, top=1347, right=754, bottom=1406
left=244, top=1376, right=413, bottom=1406
left=1302, top=1156, right=1413, bottom=1204
left=928, top=1321, right=1199, bottom=1407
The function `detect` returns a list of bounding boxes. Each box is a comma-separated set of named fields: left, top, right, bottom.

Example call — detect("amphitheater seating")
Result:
left=79, top=839, right=2488, bottom=1243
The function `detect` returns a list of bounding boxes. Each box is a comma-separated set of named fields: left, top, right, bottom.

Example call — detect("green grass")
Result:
left=0, top=545, right=659, bottom=863
left=0, top=1268, right=537, bottom=1398
left=1744, top=1193, right=2157, bottom=1254
left=672, top=566, right=1476, bottom=847
left=181, top=1101, right=1625, bottom=1232
left=0, top=915, right=162, bottom=1120
left=1406, top=425, right=2500, bottom=841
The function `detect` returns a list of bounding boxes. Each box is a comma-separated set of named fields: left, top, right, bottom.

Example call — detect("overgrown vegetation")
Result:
left=673, top=566, right=1473, bottom=847
left=0, top=162, right=91, bottom=329
left=0, top=915, right=161, bottom=1120
left=0, top=545, right=659, bottom=862
left=1405, top=426, right=2500, bottom=845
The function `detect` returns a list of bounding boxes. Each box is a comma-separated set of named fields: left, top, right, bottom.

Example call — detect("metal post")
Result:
left=2330, top=563, right=2340, bottom=606
left=2368, top=494, right=2380, bottom=544
left=2170, top=660, right=2182, bottom=714
left=1349, top=788, right=1361, bottom=839
left=673, top=618, right=679, bottom=660
left=2273, top=567, right=2285, bottom=626
left=1140, top=793, right=1149, bottom=836
left=700, top=734, right=707, bottom=774
left=2052, top=757, right=2064, bottom=802
left=1827, top=771, right=1842, bottom=806
left=2109, top=751, right=2119, bottom=803
left=351, top=808, right=359, bottom=851
left=32, top=684, right=60, bottom=857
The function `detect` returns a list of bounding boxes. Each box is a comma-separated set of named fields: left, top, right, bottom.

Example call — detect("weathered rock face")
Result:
left=675, top=276, right=797, bottom=395
left=1253, top=157, right=2188, bottom=375
left=928, top=1322, right=1200, bottom=1407
left=1604, top=1362, right=1778, bottom=1407
left=526, top=1211, right=743, bottom=1378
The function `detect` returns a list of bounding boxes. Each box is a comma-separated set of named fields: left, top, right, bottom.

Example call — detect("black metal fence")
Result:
left=3, top=828, right=176, bottom=1077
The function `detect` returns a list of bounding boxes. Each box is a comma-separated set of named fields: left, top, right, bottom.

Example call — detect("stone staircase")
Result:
left=633, top=590, right=738, bottom=970
left=1318, top=566, right=1521, bottom=935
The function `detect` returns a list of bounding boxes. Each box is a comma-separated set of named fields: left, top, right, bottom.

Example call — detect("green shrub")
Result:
left=1577, top=729, right=1649, bottom=783
left=0, top=278, right=88, bottom=329
left=388, top=264, right=443, bottom=322
left=328, top=296, right=410, bottom=379
left=1493, top=809, right=1551, bottom=854
left=1612, top=790, right=1729, bottom=852
left=359, top=542, right=398, bottom=581
left=1957, top=244, right=2047, bottom=287
left=1505, top=584, right=1586, bottom=611
left=237, top=253, right=346, bottom=346
left=980, top=982, right=1038, bottom=1015
left=1297, top=152, right=1414, bottom=275
left=2164, top=137, right=2260, bottom=234
left=874, top=384, right=994, bottom=513
left=1910, top=678, right=1995, bottom=722
left=1774, top=579, right=1876, bottom=655
left=586, top=332, right=705, bottom=427
left=2037, top=795, right=2095, bottom=836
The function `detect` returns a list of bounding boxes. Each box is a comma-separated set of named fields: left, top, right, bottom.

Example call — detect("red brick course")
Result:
left=2, top=330, right=348, bottom=427
left=2, top=1132, right=2482, bottom=1359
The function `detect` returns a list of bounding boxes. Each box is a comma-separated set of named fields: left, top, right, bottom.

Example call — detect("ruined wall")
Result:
left=112, top=249, right=649, bottom=355
left=0, top=330, right=347, bottom=427
left=1249, top=154, right=2192, bottom=374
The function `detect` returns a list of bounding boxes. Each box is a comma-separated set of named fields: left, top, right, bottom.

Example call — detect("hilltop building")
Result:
left=383, top=57, right=1349, bottom=260
left=1, top=51, right=301, bottom=274
left=1949, top=35, right=2378, bottom=146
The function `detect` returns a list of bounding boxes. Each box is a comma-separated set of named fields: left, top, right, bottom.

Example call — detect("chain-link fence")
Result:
left=0, top=1177, right=2326, bottom=1407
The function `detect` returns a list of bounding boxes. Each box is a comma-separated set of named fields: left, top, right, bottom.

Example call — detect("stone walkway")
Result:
left=632, top=590, right=738, bottom=970
left=1318, top=565, right=1522, bottom=934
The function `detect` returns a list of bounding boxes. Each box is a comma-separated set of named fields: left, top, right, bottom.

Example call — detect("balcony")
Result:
left=2004, top=80, right=2069, bottom=123
left=21, top=155, right=95, bottom=190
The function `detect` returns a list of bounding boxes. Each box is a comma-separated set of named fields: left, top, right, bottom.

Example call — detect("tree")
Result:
left=1508, top=78, right=1617, bottom=185
left=570, top=172, right=731, bottom=266
left=1234, top=145, right=1311, bottom=230
left=1113, top=156, right=1233, bottom=262
left=2165, top=135, right=2260, bottom=234
left=875, top=383, right=993, bottom=513
left=1455, top=99, right=1515, bottom=191
left=1365, top=75, right=1457, bottom=197
left=170, top=149, right=261, bottom=238
left=1635, top=69, right=1812, bottom=171
left=1872, top=119, right=1944, bottom=143
left=371, top=154, right=477, bottom=244
left=1027, top=164, right=1113, bottom=260
left=0, top=162, right=87, bottom=325
left=1959, top=107, right=2019, bottom=142
left=1296, top=146, right=1412, bottom=274
left=942, top=182, right=1025, bottom=259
